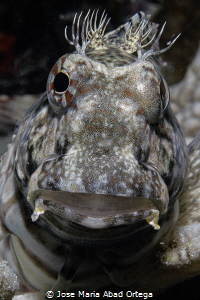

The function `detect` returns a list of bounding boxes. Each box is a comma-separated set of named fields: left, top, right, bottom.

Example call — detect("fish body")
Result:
left=0, top=11, right=188, bottom=292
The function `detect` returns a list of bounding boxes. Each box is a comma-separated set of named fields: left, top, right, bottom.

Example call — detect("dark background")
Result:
left=1, top=0, right=200, bottom=95
left=1, top=1, right=200, bottom=299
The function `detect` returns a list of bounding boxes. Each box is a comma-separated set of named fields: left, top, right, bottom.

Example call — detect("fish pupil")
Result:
left=54, top=72, right=69, bottom=93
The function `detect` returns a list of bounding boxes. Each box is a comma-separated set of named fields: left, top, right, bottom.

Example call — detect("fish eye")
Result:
left=54, top=72, right=69, bottom=93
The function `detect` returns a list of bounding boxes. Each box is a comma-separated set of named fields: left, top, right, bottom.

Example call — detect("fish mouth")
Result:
left=28, top=189, right=168, bottom=230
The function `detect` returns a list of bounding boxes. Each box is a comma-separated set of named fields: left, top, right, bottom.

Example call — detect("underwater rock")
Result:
left=0, top=260, right=19, bottom=300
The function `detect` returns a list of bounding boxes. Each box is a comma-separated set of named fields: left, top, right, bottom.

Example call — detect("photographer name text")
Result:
left=46, top=290, right=153, bottom=299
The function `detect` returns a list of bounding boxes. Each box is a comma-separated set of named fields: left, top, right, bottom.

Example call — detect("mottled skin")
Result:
left=0, top=11, right=188, bottom=293
left=16, top=53, right=186, bottom=204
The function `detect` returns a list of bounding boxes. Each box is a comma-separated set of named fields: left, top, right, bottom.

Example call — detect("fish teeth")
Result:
left=31, top=199, right=46, bottom=222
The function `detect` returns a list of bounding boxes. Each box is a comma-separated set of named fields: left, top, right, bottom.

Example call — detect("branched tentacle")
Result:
left=65, top=9, right=110, bottom=54
left=141, top=22, right=181, bottom=59
left=64, top=9, right=180, bottom=59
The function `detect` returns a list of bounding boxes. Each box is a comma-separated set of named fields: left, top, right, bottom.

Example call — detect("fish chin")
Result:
left=28, top=189, right=169, bottom=230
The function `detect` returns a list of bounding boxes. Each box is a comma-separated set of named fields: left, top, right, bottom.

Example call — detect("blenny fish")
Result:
left=0, top=10, right=191, bottom=294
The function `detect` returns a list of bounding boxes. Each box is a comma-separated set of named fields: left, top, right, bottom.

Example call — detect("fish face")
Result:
left=12, top=53, right=186, bottom=239
left=0, top=11, right=191, bottom=293
left=9, top=11, right=187, bottom=245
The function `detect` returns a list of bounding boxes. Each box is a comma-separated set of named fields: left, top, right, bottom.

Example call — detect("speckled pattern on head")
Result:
left=0, top=10, right=188, bottom=292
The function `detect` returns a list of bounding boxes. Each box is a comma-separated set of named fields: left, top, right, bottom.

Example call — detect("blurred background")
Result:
left=0, top=0, right=200, bottom=94
left=0, top=1, right=200, bottom=299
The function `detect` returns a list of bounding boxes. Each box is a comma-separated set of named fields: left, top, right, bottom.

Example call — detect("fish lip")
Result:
left=28, top=189, right=168, bottom=230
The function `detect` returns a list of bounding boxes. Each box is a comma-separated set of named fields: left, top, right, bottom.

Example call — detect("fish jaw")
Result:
left=27, top=155, right=169, bottom=231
